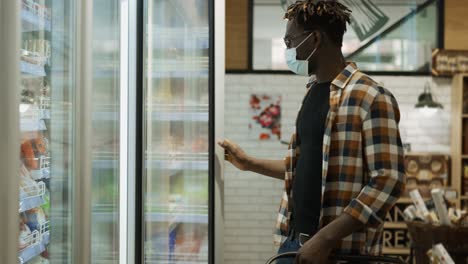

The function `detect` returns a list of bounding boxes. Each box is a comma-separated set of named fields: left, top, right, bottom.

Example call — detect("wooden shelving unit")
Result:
left=452, top=74, right=468, bottom=207
left=383, top=247, right=410, bottom=255
left=384, top=222, right=407, bottom=229
left=380, top=78, right=468, bottom=260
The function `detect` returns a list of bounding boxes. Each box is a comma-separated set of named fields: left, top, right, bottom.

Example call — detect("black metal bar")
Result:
left=346, top=0, right=437, bottom=60
left=438, top=0, right=445, bottom=49
left=208, top=0, right=215, bottom=263
left=135, top=0, right=144, bottom=262
left=248, top=0, right=254, bottom=71
left=226, top=69, right=436, bottom=76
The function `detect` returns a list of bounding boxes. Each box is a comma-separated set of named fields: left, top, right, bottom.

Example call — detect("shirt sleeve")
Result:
left=343, top=89, right=406, bottom=227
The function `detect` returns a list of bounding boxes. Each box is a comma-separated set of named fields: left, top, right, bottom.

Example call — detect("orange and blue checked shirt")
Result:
left=274, top=63, right=406, bottom=255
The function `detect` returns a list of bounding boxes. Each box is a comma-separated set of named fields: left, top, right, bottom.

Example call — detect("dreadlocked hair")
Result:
left=284, top=1, right=351, bottom=46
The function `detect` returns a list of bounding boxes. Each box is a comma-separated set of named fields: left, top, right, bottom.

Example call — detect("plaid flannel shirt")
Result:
left=274, top=62, right=406, bottom=255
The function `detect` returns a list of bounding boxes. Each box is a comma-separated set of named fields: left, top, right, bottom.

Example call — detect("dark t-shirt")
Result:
left=292, top=81, right=331, bottom=234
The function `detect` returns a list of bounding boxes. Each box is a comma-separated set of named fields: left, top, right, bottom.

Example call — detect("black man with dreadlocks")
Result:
left=218, top=1, right=405, bottom=263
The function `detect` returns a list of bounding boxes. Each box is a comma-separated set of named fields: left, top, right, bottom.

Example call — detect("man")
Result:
left=218, top=1, right=405, bottom=264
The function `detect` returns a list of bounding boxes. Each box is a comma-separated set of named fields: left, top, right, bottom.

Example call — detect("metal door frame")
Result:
left=0, top=1, right=21, bottom=263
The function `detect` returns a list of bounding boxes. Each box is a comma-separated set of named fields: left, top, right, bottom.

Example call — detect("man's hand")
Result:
left=294, top=233, right=334, bottom=264
left=217, top=139, right=252, bottom=171
left=217, top=139, right=285, bottom=179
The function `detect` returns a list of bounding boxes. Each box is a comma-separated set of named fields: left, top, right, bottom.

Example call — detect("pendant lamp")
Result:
left=415, top=82, right=443, bottom=116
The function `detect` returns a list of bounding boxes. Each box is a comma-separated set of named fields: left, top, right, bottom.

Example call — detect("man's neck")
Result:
left=314, top=53, right=347, bottom=83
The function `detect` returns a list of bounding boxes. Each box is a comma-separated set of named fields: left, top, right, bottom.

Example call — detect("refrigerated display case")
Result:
left=1, top=0, right=224, bottom=263
left=142, top=1, right=213, bottom=262
left=17, top=0, right=75, bottom=263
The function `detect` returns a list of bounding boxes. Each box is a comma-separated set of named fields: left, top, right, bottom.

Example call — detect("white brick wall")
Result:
left=223, top=74, right=452, bottom=264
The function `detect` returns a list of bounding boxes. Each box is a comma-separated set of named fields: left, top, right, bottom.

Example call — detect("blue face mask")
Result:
left=285, top=33, right=317, bottom=76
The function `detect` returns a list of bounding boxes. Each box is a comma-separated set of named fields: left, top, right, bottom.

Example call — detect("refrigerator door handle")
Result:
left=73, top=0, right=93, bottom=262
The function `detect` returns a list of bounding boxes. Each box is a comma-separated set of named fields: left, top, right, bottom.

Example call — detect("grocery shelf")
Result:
left=151, top=111, right=208, bottom=122
left=20, top=119, right=47, bottom=132
left=20, top=106, right=50, bottom=121
left=18, top=225, right=49, bottom=264
left=21, top=8, right=51, bottom=32
left=19, top=196, right=46, bottom=213
left=145, top=252, right=208, bottom=263
left=382, top=247, right=410, bottom=255
left=384, top=222, right=407, bottom=229
left=150, top=70, right=209, bottom=79
left=92, top=211, right=207, bottom=224
left=29, top=157, right=51, bottom=180
left=147, top=212, right=208, bottom=224
left=42, top=231, right=50, bottom=246
left=92, top=158, right=208, bottom=170
left=94, top=69, right=208, bottom=79
left=147, top=159, right=208, bottom=170
left=20, top=60, right=46, bottom=77
left=18, top=241, right=46, bottom=264
left=19, top=181, right=46, bottom=213
left=151, top=41, right=209, bottom=50
left=461, top=196, right=468, bottom=200
left=92, top=111, right=208, bottom=122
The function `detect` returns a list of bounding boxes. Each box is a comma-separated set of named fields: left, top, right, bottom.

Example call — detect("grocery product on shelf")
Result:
left=19, top=218, right=33, bottom=250
left=427, top=244, right=456, bottom=264
left=25, top=207, right=48, bottom=232
left=406, top=189, right=468, bottom=226
left=18, top=0, right=53, bottom=262
left=21, top=136, right=49, bottom=170
left=431, top=189, right=452, bottom=226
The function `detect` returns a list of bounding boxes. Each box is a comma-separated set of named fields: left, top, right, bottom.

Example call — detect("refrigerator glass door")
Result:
left=19, top=0, right=74, bottom=263
left=91, top=0, right=121, bottom=263
left=144, top=0, right=211, bottom=262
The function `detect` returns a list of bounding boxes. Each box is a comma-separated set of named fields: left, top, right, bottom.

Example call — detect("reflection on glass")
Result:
left=91, top=0, right=120, bottom=263
left=18, top=0, right=74, bottom=263
left=253, top=0, right=439, bottom=72
left=144, top=0, right=210, bottom=263
left=347, top=1, right=438, bottom=72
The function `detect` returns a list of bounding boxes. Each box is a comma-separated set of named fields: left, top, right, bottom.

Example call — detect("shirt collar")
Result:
left=307, top=62, right=359, bottom=90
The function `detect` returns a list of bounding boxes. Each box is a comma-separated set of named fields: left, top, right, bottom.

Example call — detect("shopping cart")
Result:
left=265, top=252, right=406, bottom=264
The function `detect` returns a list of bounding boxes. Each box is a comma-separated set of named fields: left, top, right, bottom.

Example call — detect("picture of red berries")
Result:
left=249, top=94, right=281, bottom=140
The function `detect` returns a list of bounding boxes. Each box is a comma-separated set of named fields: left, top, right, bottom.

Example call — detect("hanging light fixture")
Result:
left=415, top=82, right=443, bottom=116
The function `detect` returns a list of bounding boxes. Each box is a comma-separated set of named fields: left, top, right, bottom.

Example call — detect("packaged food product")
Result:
left=410, top=189, right=430, bottom=221
left=20, top=168, right=42, bottom=198
left=432, top=244, right=455, bottom=264
left=431, top=189, right=451, bottom=226
left=25, top=207, right=47, bottom=232
left=21, top=137, right=48, bottom=169
left=19, top=218, right=32, bottom=250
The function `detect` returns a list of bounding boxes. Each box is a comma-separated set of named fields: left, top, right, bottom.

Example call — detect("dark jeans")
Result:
left=276, top=237, right=301, bottom=264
